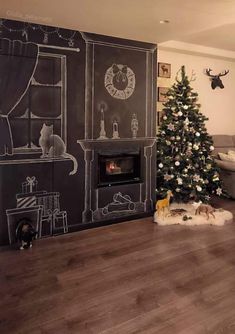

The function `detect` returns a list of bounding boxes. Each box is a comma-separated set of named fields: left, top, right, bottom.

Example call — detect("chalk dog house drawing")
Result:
left=6, top=176, right=68, bottom=244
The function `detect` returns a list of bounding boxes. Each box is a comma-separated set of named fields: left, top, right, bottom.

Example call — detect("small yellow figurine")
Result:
left=156, top=190, right=173, bottom=217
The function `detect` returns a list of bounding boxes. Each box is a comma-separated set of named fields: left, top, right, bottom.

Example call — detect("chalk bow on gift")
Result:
left=26, top=176, right=36, bottom=193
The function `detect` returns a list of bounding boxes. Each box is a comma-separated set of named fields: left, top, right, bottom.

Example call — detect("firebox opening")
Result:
left=97, top=151, right=141, bottom=187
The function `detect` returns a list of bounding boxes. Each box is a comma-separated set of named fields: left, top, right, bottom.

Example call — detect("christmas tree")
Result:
left=156, top=65, right=222, bottom=203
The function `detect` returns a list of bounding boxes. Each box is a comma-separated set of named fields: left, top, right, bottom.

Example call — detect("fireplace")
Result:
left=97, top=151, right=141, bottom=187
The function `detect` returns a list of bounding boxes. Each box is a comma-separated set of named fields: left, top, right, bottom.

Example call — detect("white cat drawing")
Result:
left=39, top=124, right=78, bottom=175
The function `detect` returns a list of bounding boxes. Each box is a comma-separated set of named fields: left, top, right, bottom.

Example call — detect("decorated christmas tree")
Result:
left=156, top=65, right=223, bottom=203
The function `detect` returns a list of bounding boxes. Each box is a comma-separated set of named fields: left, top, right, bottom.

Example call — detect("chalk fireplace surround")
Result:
left=75, top=34, right=157, bottom=226
left=78, top=138, right=155, bottom=223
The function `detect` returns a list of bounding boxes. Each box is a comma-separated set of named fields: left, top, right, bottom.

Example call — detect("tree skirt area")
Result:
left=154, top=203, right=233, bottom=226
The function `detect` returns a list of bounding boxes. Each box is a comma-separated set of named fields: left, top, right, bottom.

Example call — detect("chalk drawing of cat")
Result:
left=39, top=124, right=78, bottom=175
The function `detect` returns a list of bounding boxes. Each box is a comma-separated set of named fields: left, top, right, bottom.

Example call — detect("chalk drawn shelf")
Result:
left=0, top=156, right=70, bottom=166
left=31, top=77, right=62, bottom=87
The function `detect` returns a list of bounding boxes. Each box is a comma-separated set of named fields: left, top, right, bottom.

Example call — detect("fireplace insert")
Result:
left=97, top=151, right=141, bottom=187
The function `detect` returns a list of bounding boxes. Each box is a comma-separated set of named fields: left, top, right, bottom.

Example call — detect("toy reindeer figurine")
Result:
left=156, top=190, right=173, bottom=217
left=195, top=203, right=215, bottom=220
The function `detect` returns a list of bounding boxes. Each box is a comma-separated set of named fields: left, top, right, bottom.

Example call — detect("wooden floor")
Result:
left=1, top=197, right=235, bottom=334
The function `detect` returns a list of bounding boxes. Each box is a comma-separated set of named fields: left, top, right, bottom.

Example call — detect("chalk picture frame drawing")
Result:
left=158, top=87, right=168, bottom=103
left=158, top=62, right=171, bottom=78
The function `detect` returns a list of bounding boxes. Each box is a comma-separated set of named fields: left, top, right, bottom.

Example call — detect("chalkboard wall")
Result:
left=0, top=19, right=157, bottom=245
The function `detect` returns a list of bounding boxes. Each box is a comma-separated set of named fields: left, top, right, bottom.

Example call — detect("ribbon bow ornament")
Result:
left=26, top=176, right=36, bottom=193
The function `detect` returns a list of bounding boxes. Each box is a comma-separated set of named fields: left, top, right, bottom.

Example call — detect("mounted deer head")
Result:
left=205, top=68, right=229, bottom=89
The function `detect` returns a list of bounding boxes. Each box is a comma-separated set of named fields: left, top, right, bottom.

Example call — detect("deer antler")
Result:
left=205, top=68, right=229, bottom=77
left=205, top=68, right=216, bottom=77
left=189, top=70, right=196, bottom=82
left=217, top=70, right=229, bottom=77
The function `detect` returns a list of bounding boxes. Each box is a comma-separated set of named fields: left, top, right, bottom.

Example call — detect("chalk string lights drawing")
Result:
left=0, top=19, right=77, bottom=47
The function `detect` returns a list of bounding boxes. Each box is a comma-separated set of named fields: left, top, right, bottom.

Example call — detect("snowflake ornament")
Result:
left=167, top=123, right=175, bottom=131
left=193, top=174, right=200, bottom=182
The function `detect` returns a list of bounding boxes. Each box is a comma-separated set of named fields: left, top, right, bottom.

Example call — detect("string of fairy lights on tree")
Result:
left=0, top=18, right=77, bottom=47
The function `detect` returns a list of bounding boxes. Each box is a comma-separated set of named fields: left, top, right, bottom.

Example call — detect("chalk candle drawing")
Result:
left=112, top=120, right=120, bottom=139
left=104, top=64, right=136, bottom=100
left=98, top=104, right=108, bottom=140
left=131, top=113, right=138, bottom=138
left=102, top=192, right=136, bottom=215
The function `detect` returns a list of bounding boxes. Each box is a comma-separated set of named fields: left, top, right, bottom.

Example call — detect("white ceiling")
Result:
left=1, top=0, right=235, bottom=51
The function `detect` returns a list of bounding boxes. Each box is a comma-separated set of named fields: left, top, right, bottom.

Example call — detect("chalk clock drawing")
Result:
left=104, top=64, right=136, bottom=100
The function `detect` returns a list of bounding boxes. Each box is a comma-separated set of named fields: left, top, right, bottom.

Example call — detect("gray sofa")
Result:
left=212, top=135, right=235, bottom=199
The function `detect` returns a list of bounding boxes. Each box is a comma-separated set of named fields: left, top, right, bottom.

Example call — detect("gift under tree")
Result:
left=156, top=65, right=223, bottom=203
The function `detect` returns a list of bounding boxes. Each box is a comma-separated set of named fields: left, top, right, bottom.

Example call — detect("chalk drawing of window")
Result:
left=9, top=52, right=67, bottom=153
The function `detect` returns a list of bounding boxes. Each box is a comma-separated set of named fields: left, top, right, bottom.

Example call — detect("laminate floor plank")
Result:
left=1, top=197, right=235, bottom=333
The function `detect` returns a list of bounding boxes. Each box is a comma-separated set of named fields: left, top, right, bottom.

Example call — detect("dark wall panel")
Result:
left=0, top=19, right=156, bottom=245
